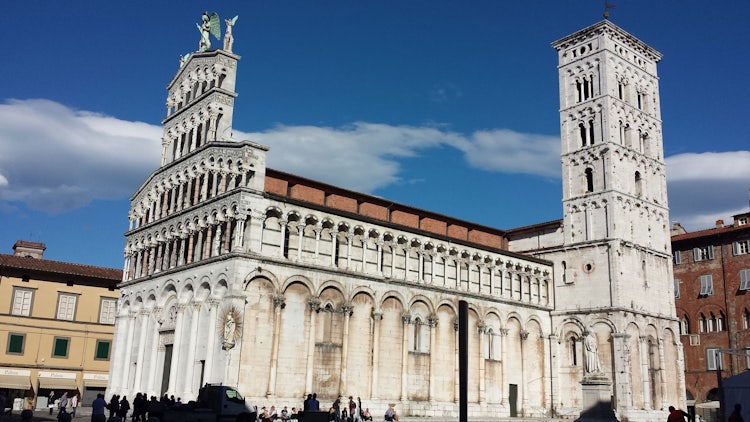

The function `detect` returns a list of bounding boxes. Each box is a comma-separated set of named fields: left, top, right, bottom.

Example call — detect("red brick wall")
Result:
left=359, top=202, right=389, bottom=220
left=420, top=218, right=447, bottom=236
left=290, top=184, right=325, bottom=205
left=265, top=175, right=288, bottom=196
left=391, top=210, right=419, bottom=229
left=673, top=226, right=750, bottom=402
left=447, top=224, right=469, bottom=240
left=264, top=169, right=511, bottom=252
left=469, top=230, right=504, bottom=249
left=327, top=194, right=358, bottom=213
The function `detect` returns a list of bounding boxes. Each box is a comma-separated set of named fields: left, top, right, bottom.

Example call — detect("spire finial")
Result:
left=603, top=1, right=616, bottom=19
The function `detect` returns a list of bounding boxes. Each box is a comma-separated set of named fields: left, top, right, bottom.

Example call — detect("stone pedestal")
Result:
left=576, top=375, right=618, bottom=422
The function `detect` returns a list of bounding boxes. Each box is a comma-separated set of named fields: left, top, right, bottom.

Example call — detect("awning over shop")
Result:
left=695, top=401, right=720, bottom=409
left=82, top=379, right=108, bottom=388
left=0, top=374, right=32, bottom=390
left=38, top=377, right=78, bottom=390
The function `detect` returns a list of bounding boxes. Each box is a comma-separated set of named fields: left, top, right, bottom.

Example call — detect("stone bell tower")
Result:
left=547, top=19, right=683, bottom=420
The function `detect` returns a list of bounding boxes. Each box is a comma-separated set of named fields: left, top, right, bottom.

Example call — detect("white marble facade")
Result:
left=108, top=19, right=684, bottom=422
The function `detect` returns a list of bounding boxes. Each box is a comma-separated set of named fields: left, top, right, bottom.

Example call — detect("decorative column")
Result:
left=314, top=225, right=322, bottom=263
left=120, top=312, right=137, bottom=393
left=500, top=329, right=509, bottom=405
left=181, top=303, right=202, bottom=400
left=403, top=246, right=410, bottom=280
left=547, top=334, right=559, bottom=417
left=390, top=245, right=396, bottom=277
left=489, top=266, right=495, bottom=295
left=133, top=310, right=151, bottom=392
left=339, top=303, right=353, bottom=394
left=611, top=333, right=632, bottom=410
left=443, top=256, right=448, bottom=287
left=639, top=336, right=652, bottom=409
left=400, top=312, right=411, bottom=401
left=267, top=295, right=286, bottom=398
left=427, top=315, right=438, bottom=402
left=346, top=233, right=353, bottom=270
left=477, top=321, right=487, bottom=404
left=370, top=309, right=383, bottom=400
left=519, top=330, right=530, bottom=415
left=145, top=306, right=162, bottom=397
left=296, top=223, right=305, bottom=261
left=657, top=338, right=668, bottom=410
left=167, top=305, right=186, bottom=394
left=305, top=297, right=321, bottom=393
left=203, top=300, right=220, bottom=384
left=109, top=312, right=129, bottom=392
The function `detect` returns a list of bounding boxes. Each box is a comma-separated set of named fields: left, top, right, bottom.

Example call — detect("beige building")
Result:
left=108, top=16, right=684, bottom=422
left=0, top=241, right=121, bottom=409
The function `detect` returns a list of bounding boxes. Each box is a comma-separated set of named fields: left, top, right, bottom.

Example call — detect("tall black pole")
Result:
left=459, top=300, right=468, bottom=422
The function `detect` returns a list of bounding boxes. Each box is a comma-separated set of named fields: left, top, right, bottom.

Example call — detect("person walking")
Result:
left=48, top=391, right=57, bottom=415
left=71, top=394, right=79, bottom=417
left=118, top=396, right=130, bottom=420
left=108, top=395, right=119, bottom=420
left=58, top=392, right=69, bottom=415
left=92, top=394, right=107, bottom=422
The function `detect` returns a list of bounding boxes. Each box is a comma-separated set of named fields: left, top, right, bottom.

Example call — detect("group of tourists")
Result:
left=89, top=392, right=183, bottom=422
left=47, top=391, right=79, bottom=417
left=299, top=394, right=374, bottom=422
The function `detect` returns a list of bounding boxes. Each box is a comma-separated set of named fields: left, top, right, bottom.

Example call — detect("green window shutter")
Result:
left=96, top=341, right=111, bottom=360
left=53, top=338, right=69, bottom=357
left=8, top=334, right=24, bottom=353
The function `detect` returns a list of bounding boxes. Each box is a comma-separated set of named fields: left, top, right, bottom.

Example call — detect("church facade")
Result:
left=107, top=17, right=685, bottom=422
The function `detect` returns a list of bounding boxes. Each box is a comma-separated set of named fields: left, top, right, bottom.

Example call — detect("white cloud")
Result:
left=666, top=151, right=750, bottom=181
left=1, top=98, right=746, bottom=234
left=0, top=99, right=161, bottom=212
left=459, top=129, right=561, bottom=178
left=666, top=151, right=750, bottom=231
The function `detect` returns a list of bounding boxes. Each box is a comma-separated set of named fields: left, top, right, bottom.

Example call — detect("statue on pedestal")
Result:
left=583, top=332, right=601, bottom=374
left=224, top=16, right=238, bottom=52
left=197, top=12, right=221, bottom=52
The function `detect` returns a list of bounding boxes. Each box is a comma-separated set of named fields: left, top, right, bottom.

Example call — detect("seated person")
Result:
left=384, top=405, right=398, bottom=422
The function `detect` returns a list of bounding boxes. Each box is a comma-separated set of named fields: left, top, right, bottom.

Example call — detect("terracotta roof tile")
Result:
left=671, top=224, right=750, bottom=242
left=0, top=253, right=121, bottom=281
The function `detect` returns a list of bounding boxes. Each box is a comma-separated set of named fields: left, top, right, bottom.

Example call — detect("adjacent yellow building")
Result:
left=0, top=241, right=120, bottom=410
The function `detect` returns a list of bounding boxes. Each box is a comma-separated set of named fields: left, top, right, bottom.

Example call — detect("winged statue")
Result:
left=197, top=12, right=221, bottom=52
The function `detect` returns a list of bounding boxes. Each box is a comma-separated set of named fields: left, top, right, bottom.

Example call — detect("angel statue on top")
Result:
left=197, top=12, right=221, bottom=52
left=224, top=16, right=238, bottom=52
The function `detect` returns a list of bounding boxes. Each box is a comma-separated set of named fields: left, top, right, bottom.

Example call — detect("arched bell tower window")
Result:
left=588, top=119, right=595, bottom=145
left=585, top=168, right=594, bottom=193
left=579, top=123, right=587, bottom=147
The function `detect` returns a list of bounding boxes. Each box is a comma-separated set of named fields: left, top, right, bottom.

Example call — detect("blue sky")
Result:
left=1, top=1, right=749, bottom=269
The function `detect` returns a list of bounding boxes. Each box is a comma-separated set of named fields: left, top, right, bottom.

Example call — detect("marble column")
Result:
left=167, top=305, right=186, bottom=394
left=267, top=295, right=285, bottom=397
left=305, top=298, right=321, bottom=393
left=370, top=309, right=383, bottom=400
left=427, top=315, right=438, bottom=402
left=339, top=304, right=353, bottom=394
left=400, top=313, right=410, bottom=402
left=182, top=303, right=202, bottom=400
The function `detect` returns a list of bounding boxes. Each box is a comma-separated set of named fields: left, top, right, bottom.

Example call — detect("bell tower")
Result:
left=552, top=20, right=673, bottom=313
left=548, top=20, right=685, bottom=418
